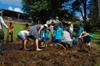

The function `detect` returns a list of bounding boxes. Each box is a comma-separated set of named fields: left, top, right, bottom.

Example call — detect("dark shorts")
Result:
left=53, top=39, right=62, bottom=43
left=40, top=37, right=49, bottom=41
left=0, top=29, right=4, bottom=40
left=28, top=35, right=36, bottom=40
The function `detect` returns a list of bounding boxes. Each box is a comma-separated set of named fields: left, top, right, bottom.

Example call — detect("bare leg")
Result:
left=24, top=40, right=29, bottom=50
left=0, top=40, right=3, bottom=54
left=7, top=34, right=9, bottom=42
left=11, top=32, right=13, bottom=42
left=44, top=41, right=48, bottom=47
left=56, top=43, right=66, bottom=50
left=87, top=43, right=91, bottom=50
left=36, top=39, right=42, bottom=51
left=41, top=41, right=45, bottom=47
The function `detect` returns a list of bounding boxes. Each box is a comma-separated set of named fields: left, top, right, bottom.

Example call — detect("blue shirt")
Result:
left=40, top=29, right=50, bottom=40
left=78, top=26, right=84, bottom=36
left=53, top=27, right=63, bottom=40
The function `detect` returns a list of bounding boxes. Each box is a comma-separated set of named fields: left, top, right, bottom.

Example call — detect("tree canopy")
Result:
left=22, top=0, right=99, bottom=30
left=22, top=0, right=75, bottom=23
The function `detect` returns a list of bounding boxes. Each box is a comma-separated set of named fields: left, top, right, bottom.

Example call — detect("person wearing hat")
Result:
left=28, top=24, right=48, bottom=51
left=79, top=31, right=93, bottom=50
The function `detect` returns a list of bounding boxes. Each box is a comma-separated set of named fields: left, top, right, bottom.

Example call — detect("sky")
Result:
left=0, top=0, right=23, bottom=13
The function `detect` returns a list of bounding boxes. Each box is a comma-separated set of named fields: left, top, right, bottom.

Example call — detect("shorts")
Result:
left=17, top=35, right=25, bottom=41
left=62, top=41, right=72, bottom=45
left=53, top=39, right=62, bottom=43
left=40, top=37, right=49, bottom=41
left=28, top=35, right=36, bottom=40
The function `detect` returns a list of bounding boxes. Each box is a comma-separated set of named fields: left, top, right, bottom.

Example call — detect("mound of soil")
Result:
left=0, top=42, right=100, bottom=66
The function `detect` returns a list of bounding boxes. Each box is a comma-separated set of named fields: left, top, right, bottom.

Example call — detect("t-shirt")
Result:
left=83, top=34, right=93, bottom=43
left=8, top=26, right=14, bottom=33
left=78, top=26, right=84, bottom=36
left=62, top=31, right=72, bottom=42
left=18, top=30, right=29, bottom=40
left=40, top=29, right=50, bottom=40
left=53, top=27, right=63, bottom=40
left=0, top=16, right=8, bottom=29
left=69, top=24, right=73, bottom=33
left=29, top=24, right=41, bottom=38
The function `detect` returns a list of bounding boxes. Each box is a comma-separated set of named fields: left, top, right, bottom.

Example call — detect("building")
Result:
left=0, top=9, right=30, bottom=22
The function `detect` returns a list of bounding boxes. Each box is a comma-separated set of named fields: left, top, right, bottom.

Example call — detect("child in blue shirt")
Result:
left=40, top=28, right=50, bottom=48
left=53, top=25, right=66, bottom=50
left=78, top=24, right=84, bottom=36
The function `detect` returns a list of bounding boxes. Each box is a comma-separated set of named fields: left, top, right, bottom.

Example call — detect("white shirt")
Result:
left=69, top=24, right=73, bottom=33
left=18, top=30, right=29, bottom=39
left=62, top=31, right=72, bottom=42
left=0, top=16, right=8, bottom=29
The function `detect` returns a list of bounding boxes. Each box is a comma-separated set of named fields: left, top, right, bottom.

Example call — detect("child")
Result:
left=17, top=24, right=30, bottom=50
left=68, top=21, right=73, bottom=34
left=24, top=23, right=30, bottom=30
left=62, top=29, right=72, bottom=48
left=77, top=23, right=84, bottom=36
left=7, top=22, right=14, bottom=42
left=53, top=25, right=66, bottom=50
left=46, top=23, right=56, bottom=48
left=71, top=34, right=78, bottom=45
left=40, top=28, right=50, bottom=48
left=17, top=30, right=29, bottom=50
left=79, top=31, right=93, bottom=50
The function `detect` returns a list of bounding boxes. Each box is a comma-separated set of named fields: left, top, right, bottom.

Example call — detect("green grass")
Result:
left=4, top=24, right=24, bottom=40
left=92, top=32, right=100, bottom=40
left=3, top=24, right=100, bottom=42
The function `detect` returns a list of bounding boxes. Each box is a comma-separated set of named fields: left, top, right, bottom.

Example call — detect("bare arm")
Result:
left=38, top=25, right=44, bottom=35
left=79, top=31, right=89, bottom=38
left=0, top=16, right=8, bottom=29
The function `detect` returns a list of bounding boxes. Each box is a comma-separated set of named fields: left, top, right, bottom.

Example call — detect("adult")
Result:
left=28, top=24, right=48, bottom=51
left=0, top=16, right=8, bottom=54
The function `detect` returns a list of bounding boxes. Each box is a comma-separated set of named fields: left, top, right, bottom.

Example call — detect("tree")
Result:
left=22, top=0, right=69, bottom=24
left=71, top=0, right=98, bottom=31
left=22, top=0, right=49, bottom=23
left=90, top=0, right=100, bottom=29
left=72, top=0, right=89, bottom=22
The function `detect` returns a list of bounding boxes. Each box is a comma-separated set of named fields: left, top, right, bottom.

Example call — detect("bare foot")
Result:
left=36, top=48, right=42, bottom=51
left=24, top=48, right=30, bottom=51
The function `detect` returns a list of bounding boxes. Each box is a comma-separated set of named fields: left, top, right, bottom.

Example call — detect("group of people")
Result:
left=0, top=16, right=93, bottom=55
left=17, top=19, right=93, bottom=51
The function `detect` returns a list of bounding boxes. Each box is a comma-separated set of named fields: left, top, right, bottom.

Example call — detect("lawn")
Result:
left=3, top=24, right=25, bottom=40
left=3, top=24, right=100, bottom=42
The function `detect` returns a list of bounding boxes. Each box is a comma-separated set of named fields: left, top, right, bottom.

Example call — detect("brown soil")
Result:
left=0, top=41, right=100, bottom=66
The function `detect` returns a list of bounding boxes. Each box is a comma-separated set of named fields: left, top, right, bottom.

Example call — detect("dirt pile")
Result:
left=0, top=45, right=100, bottom=66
